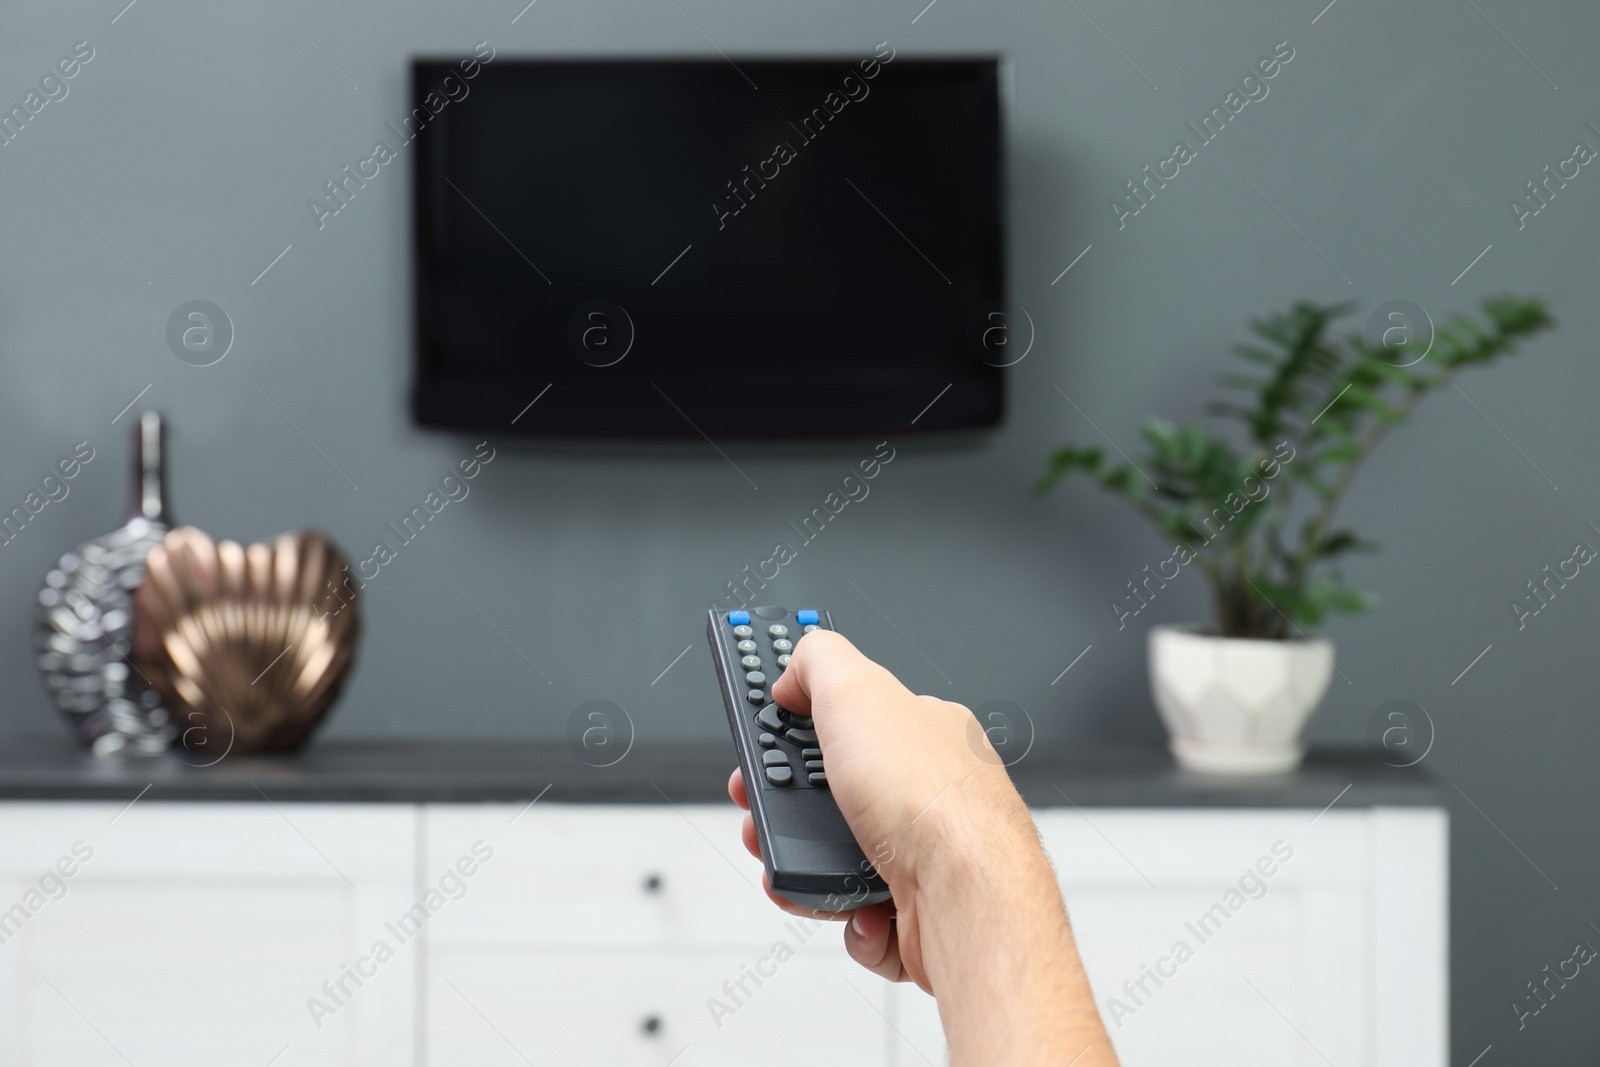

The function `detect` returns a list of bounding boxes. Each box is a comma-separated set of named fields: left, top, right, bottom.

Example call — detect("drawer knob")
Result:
left=641, top=1014, right=663, bottom=1037
left=642, top=873, right=663, bottom=894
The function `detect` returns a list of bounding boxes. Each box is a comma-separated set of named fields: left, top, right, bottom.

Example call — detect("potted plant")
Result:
left=1037, top=296, right=1554, bottom=774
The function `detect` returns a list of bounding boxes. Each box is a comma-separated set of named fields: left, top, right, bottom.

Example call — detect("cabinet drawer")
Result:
left=0, top=801, right=415, bottom=882
left=0, top=802, right=417, bottom=1066
left=1026, top=809, right=1378, bottom=1066
left=425, top=804, right=789, bottom=949
left=428, top=947, right=889, bottom=1066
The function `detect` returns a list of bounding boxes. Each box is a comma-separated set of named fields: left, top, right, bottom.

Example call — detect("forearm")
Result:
left=914, top=803, right=1118, bottom=1066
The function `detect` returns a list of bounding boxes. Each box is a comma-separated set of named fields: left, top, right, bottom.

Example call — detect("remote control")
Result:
left=706, top=606, right=890, bottom=911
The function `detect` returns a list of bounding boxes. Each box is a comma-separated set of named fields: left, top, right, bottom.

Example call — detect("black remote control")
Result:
left=706, top=606, right=890, bottom=911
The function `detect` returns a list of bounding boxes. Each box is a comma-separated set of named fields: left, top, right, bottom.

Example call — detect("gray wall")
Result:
left=2, top=0, right=1596, bottom=1057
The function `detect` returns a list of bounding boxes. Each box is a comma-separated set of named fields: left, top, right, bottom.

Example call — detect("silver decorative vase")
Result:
left=35, top=412, right=176, bottom=755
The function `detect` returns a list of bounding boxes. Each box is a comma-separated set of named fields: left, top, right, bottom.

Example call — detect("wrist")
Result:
left=899, top=785, right=1103, bottom=1066
left=897, top=775, right=1043, bottom=902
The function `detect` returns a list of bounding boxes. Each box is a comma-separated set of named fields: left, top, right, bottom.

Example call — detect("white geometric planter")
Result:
left=1148, top=624, right=1335, bottom=775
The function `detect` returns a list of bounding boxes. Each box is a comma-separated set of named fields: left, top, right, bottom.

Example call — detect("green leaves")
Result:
left=1237, top=571, right=1376, bottom=634
left=1313, top=529, right=1376, bottom=558
left=1483, top=295, right=1553, bottom=336
left=1231, top=301, right=1351, bottom=446
left=1037, top=294, right=1556, bottom=639
left=1034, top=445, right=1108, bottom=495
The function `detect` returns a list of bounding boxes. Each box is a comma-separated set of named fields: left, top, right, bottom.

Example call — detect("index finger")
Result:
left=771, top=628, right=906, bottom=720
left=770, top=628, right=861, bottom=715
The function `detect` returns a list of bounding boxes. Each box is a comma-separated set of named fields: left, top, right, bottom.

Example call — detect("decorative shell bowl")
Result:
left=133, top=527, right=359, bottom=756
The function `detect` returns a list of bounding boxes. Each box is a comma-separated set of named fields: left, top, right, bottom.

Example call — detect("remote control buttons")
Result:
left=771, top=639, right=793, bottom=653
left=750, top=696, right=832, bottom=787
left=745, top=671, right=766, bottom=686
left=732, top=625, right=754, bottom=639
left=741, top=655, right=761, bottom=670
left=736, top=640, right=757, bottom=654
left=727, top=611, right=750, bottom=626
left=796, top=610, right=819, bottom=626
left=767, top=624, right=789, bottom=638
left=803, top=625, right=820, bottom=634
left=776, top=654, right=791, bottom=668
left=746, top=689, right=765, bottom=703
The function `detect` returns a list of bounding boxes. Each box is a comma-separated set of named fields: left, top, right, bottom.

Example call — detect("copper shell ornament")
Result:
left=132, top=527, right=359, bottom=756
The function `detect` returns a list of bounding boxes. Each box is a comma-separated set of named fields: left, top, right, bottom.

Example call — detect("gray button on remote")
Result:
left=732, top=625, right=754, bottom=638
left=737, top=639, right=757, bottom=654
left=767, top=624, right=789, bottom=638
left=777, top=654, right=791, bottom=668
left=746, top=689, right=765, bottom=703
left=762, top=750, right=788, bottom=767
left=746, top=671, right=767, bottom=686
left=803, top=624, right=820, bottom=633
left=800, top=748, right=822, bottom=761
left=771, top=639, right=793, bottom=653
left=766, top=766, right=793, bottom=785
left=804, top=759, right=825, bottom=772
left=758, top=732, right=778, bottom=747
left=786, top=728, right=818, bottom=744
left=756, top=705, right=785, bottom=733
left=741, top=655, right=762, bottom=670
left=807, top=772, right=827, bottom=787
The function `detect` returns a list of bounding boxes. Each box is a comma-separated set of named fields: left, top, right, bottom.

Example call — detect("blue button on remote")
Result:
left=796, top=609, right=818, bottom=626
left=727, top=610, right=750, bottom=625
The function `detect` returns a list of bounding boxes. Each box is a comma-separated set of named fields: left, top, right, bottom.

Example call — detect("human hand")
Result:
left=727, top=629, right=1036, bottom=993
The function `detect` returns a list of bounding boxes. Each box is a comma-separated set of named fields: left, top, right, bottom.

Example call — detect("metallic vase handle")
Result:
left=132, top=411, right=170, bottom=524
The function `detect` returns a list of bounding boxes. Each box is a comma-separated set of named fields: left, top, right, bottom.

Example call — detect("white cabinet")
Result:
left=892, top=808, right=1448, bottom=1067
left=422, top=804, right=785, bottom=949
left=0, top=801, right=1445, bottom=1066
left=422, top=804, right=887, bottom=1066
left=0, top=802, right=417, bottom=1067
left=430, top=951, right=889, bottom=1067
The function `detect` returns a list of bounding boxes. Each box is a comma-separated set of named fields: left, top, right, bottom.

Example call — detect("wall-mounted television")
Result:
left=411, top=54, right=1006, bottom=439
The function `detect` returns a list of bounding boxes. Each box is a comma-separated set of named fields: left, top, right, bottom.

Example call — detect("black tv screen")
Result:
left=411, top=54, right=1006, bottom=438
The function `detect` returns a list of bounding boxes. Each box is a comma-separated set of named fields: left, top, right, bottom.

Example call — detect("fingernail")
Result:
left=851, top=913, right=866, bottom=937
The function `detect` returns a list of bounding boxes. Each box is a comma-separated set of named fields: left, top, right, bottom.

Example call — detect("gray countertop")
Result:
left=0, top=738, right=1443, bottom=808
